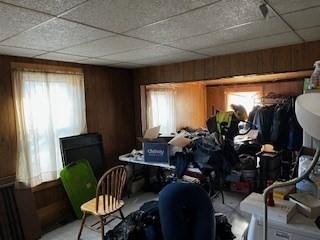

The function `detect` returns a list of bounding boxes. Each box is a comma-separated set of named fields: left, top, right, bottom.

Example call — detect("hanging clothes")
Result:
left=253, top=106, right=275, bottom=144
left=270, top=103, right=291, bottom=150
left=287, top=114, right=303, bottom=151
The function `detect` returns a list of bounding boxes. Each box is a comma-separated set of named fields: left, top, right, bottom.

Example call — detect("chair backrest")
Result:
left=95, top=165, right=127, bottom=212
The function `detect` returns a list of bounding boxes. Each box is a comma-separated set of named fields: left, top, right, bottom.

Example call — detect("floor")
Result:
left=41, top=191, right=250, bottom=240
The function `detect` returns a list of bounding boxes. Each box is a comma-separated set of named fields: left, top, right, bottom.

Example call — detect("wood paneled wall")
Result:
left=206, top=79, right=304, bottom=117
left=133, top=40, right=320, bottom=136
left=175, top=83, right=207, bottom=130
left=0, top=56, right=17, bottom=179
left=83, top=65, right=135, bottom=170
left=0, top=55, right=135, bottom=228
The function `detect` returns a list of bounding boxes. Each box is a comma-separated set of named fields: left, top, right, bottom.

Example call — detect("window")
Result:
left=146, top=89, right=176, bottom=135
left=227, top=91, right=261, bottom=114
left=13, top=69, right=87, bottom=186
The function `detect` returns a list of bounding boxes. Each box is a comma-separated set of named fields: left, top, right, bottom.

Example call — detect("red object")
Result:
left=267, top=191, right=275, bottom=207
left=266, top=180, right=275, bottom=207
left=230, top=181, right=253, bottom=193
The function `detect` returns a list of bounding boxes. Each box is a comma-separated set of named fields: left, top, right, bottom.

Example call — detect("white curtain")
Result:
left=13, top=70, right=87, bottom=187
left=146, top=89, right=176, bottom=135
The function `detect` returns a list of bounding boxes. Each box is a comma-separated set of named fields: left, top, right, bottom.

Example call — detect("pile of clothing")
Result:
left=170, top=130, right=239, bottom=183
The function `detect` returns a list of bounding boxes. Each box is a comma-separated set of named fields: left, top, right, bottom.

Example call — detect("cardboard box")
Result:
left=240, top=192, right=297, bottom=224
left=143, top=138, right=171, bottom=163
left=289, top=192, right=320, bottom=218
left=142, top=126, right=192, bottom=164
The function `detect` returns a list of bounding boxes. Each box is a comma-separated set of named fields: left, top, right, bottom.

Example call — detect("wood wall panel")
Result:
left=262, top=80, right=304, bottom=97
left=194, top=59, right=205, bottom=80
left=258, top=49, right=274, bottom=73
left=134, top=40, right=320, bottom=136
left=175, top=83, right=206, bottom=130
left=206, top=86, right=225, bottom=118
left=214, top=55, right=231, bottom=79
left=230, top=53, right=244, bottom=76
left=183, top=61, right=195, bottom=81
left=0, top=56, right=16, bottom=179
left=83, top=65, right=135, bottom=170
left=33, top=181, right=71, bottom=227
left=272, top=46, right=292, bottom=73
left=244, top=51, right=260, bottom=75
left=204, top=58, right=215, bottom=79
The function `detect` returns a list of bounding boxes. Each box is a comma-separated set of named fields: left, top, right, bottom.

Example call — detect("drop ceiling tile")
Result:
left=111, top=62, right=146, bottom=69
left=59, top=35, right=153, bottom=57
left=0, top=45, right=46, bottom=57
left=268, top=0, right=320, bottom=14
left=101, top=45, right=184, bottom=62
left=126, top=0, right=270, bottom=43
left=135, top=52, right=206, bottom=65
left=283, top=6, right=320, bottom=30
left=166, top=18, right=288, bottom=50
left=1, top=18, right=113, bottom=51
left=35, top=52, right=87, bottom=62
left=296, top=26, right=320, bottom=42
left=196, top=32, right=301, bottom=56
left=77, top=58, right=121, bottom=65
left=1, top=0, right=87, bottom=15
left=0, top=2, right=52, bottom=41
left=61, top=0, right=218, bottom=33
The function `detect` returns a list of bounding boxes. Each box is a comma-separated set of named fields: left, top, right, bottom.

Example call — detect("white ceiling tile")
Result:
left=283, top=6, right=320, bottom=30
left=196, top=32, right=301, bottom=56
left=268, top=0, right=320, bottom=14
left=1, top=0, right=87, bottom=15
left=135, top=52, right=206, bottom=65
left=166, top=18, right=289, bottom=50
left=101, top=45, right=184, bottom=62
left=111, top=62, right=146, bottom=69
left=126, top=0, right=270, bottom=43
left=77, top=58, right=121, bottom=65
left=296, top=26, right=320, bottom=42
left=35, top=52, right=87, bottom=62
left=0, top=45, right=46, bottom=57
left=0, top=2, right=52, bottom=41
left=61, top=0, right=218, bottom=33
left=59, top=35, right=153, bottom=57
left=1, top=18, right=113, bottom=51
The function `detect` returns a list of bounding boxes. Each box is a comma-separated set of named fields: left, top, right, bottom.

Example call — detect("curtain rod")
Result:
left=12, top=67, right=84, bottom=75
left=11, top=62, right=83, bottom=75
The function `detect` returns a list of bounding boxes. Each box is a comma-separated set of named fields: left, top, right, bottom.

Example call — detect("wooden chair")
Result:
left=77, top=165, right=127, bottom=240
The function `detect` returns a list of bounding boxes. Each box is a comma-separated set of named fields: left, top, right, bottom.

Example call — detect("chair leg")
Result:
left=220, top=190, right=225, bottom=204
left=100, top=216, right=105, bottom=240
left=78, top=213, right=87, bottom=240
left=119, top=209, right=125, bottom=220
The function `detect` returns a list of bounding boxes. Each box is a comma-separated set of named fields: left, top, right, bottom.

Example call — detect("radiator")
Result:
left=0, top=183, right=24, bottom=240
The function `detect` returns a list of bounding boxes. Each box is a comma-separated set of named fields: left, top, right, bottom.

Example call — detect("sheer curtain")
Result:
left=13, top=69, right=87, bottom=187
left=146, top=89, right=176, bottom=135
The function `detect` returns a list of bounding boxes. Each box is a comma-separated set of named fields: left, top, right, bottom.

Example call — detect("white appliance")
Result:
left=247, top=214, right=320, bottom=240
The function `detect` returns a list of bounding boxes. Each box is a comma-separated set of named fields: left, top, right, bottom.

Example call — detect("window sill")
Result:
left=32, top=179, right=61, bottom=193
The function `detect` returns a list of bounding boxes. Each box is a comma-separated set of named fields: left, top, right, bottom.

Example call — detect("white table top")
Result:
left=119, top=153, right=201, bottom=174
